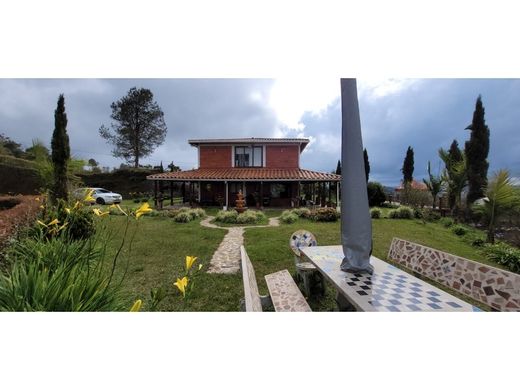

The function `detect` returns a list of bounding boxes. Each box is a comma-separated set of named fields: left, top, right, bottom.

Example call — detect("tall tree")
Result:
left=401, top=146, right=414, bottom=184
left=465, top=95, right=490, bottom=204
left=363, top=148, right=370, bottom=182
left=99, top=87, right=167, bottom=168
left=51, top=94, right=71, bottom=202
left=335, top=159, right=342, bottom=175
left=446, top=139, right=463, bottom=209
left=423, top=161, right=444, bottom=209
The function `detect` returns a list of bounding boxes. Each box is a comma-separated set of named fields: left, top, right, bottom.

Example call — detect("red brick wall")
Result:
left=199, top=146, right=232, bottom=168
left=265, top=145, right=299, bottom=168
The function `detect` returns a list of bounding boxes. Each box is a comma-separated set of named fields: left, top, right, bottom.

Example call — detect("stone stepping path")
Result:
left=201, top=216, right=280, bottom=274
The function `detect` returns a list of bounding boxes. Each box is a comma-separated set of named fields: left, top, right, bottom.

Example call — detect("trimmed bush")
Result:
left=215, top=210, right=238, bottom=224
left=293, top=207, right=311, bottom=218
left=309, top=207, right=340, bottom=222
left=451, top=225, right=468, bottom=236
left=280, top=210, right=298, bottom=224
left=422, top=209, right=441, bottom=222
left=413, top=208, right=424, bottom=219
left=370, top=208, right=382, bottom=219
left=483, top=242, right=520, bottom=273
left=173, top=212, right=192, bottom=223
left=388, top=206, right=414, bottom=219
left=237, top=210, right=260, bottom=224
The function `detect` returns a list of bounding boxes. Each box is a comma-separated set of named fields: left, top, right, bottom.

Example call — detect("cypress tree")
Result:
left=363, top=148, right=370, bottom=182
left=51, top=94, right=70, bottom=202
left=465, top=95, right=490, bottom=204
left=401, top=146, right=414, bottom=184
left=335, top=159, right=342, bottom=175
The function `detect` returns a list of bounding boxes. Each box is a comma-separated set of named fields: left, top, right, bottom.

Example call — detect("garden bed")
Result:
left=0, top=195, right=41, bottom=255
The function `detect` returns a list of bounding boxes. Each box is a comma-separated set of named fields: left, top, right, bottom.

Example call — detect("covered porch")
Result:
left=146, top=168, right=341, bottom=209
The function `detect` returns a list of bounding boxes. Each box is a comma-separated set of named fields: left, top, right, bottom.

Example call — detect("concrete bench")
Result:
left=240, top=245, right=312, bottom=312
left=387, top=237, right=520, bottom=311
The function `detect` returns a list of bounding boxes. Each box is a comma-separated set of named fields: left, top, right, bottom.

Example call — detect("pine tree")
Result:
left=51, top=94, right=70, bottom=202
left=401, top=146, right=414, bottom=184
left=465, top=95, right=490, bottom=204
left=99, top=87, right=167, bottom=168
left=363, top=148, right=370, bottom=182
left=335, top=159, right=341, bottom=175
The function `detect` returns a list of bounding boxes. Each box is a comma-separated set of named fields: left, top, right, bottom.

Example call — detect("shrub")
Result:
left=472, top=238, right=485, bottom=247
left=0, top=235, right=125, bottom=311
left=293, top=207, right=311, bottom=218
left=37, top=201, right=96, bottom=241
left=215, top=210, right=238, bottom=223
left=388, top=206, right=414, bottom=219
left=237, top=210, right=260, bottom=224
left=310, top=207, right=340, bottom=222
left=133, top=199, right=140, bottom=203
left=440, top=217, right=454, bottom=228
left=422, top=209, right=441, bottom=222
left=451, top=225, right=468, bottom=236
left=370, top=208, right=382, bottom=219
left=388, top=209, right=399, bottom=219
left=413, top=208, right=423, bottom=219
left=187, top=208, right=205, bottom=220
left=483, top=242, right=520, bottom=272
left=367, top=182, right=387, bottom=207
left=280, top=210, right=298, bottom=224
left=173, top=211, right=192, bottom=223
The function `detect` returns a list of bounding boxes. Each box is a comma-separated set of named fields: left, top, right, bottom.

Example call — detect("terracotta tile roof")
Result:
left=147, top=168, right=341, bottom=182
left=395, top=180, right=428, bottom=191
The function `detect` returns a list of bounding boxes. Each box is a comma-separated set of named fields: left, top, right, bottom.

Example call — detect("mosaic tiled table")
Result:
left=300, top=246, right=481, bottom=312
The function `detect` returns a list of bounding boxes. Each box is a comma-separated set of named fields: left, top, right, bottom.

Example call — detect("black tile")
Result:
left=357, top=290, right=368, bottom=296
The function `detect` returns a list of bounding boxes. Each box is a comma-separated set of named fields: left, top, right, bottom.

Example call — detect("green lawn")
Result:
left=99, top=211, right=499, bottom=311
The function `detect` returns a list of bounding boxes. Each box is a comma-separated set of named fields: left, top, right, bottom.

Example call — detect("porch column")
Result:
left=170, top=181, right=174, bottom=205
left=198, top=181, right=201, bottom=202
left=336, top=181, right=340, bottom=210
left=225, top=181, right=229, bottom=210
left=181, top=182, right=186, bottom=203
left=297, top=181, right=301, bottom=207
left=328, top=181, right=332, bottom=205
left=154, top=180, right=158, bottom=207
left=260, top=181, right=264, bottom=210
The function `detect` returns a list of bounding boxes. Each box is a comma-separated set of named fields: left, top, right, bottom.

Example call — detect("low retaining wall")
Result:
left=388, top=237, right=520, bottom=311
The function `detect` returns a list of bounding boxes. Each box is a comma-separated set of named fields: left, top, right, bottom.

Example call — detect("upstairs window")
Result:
left=235, top=145, right=263, bottom=167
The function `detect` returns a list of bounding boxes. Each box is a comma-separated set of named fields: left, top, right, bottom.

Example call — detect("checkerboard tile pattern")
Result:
left=300, top=245, right=478, bottom=312
left=346, top=271, right=465, bottom=312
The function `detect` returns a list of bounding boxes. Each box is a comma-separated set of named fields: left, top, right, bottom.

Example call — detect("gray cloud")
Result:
left=1, top=78, right=519, bottom=186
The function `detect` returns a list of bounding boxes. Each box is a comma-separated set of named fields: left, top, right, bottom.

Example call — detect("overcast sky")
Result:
left=1, top=78, right=519, bottom=186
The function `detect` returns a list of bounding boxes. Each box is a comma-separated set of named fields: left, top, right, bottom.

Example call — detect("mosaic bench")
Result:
left=240, top=246, right=312, bottom=312
left=388, top=237, right=520, bottom=311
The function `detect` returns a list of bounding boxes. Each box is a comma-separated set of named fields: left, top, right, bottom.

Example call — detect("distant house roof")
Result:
left=188, top=138, right=310, bottom=151
left=147, top=168, right=340, bottom=182
left=395, top=180, right=428, bottom=191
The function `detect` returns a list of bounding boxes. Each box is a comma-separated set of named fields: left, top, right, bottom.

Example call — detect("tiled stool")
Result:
left=289, top=230, right=325, bottom=297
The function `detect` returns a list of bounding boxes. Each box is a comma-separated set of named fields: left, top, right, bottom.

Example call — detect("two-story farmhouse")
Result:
left=147, top=138, right=341, bottom=208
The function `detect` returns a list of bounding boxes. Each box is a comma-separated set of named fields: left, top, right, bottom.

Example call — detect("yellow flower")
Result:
left=173, top=277, right=189, bottom=297
left=37, top=220, right=47, bottom=227
left=84, top=189, right=95, bottom=203
left=185, top=256, right=197, bottom=271
left=35, top=197, right=40, bottom=201
left=73, top=201, right=81, bottom=210
left=93, top=208, right=109, bottom=217
left=47, top=219, right=59, bottom=226
left=198, top=264, right=203, bottom=271
left=110, top=203, right=128, bottom=216
left=65, top=208, right=71, bottom=214
left=39, top=205, right=45, bottom=209
left=57, top=222, right=69, bottom=232
left=135, top=202, right=152, bottom=219
left=130, top=299, right=142, bottom=312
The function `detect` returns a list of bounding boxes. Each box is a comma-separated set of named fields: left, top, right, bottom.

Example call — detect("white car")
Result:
left=74, top=187, right=123, bottom=205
